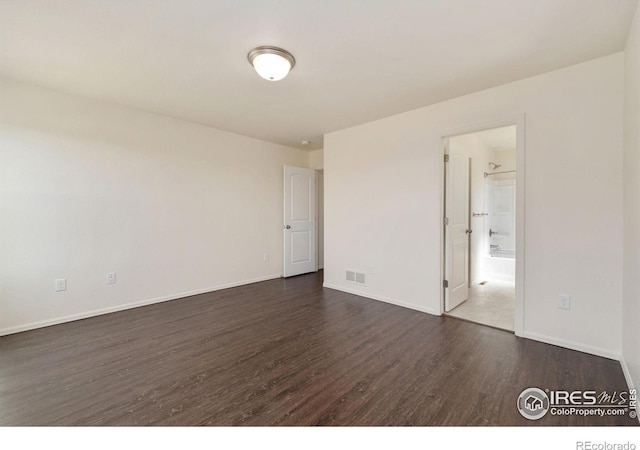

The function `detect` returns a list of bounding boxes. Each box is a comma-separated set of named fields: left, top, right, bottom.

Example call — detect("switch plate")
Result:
left=263, top=253, right=269, bottom=262
left=55, top=279, right=67, bottom=292
left=107, top=272, right=116, bottom=285
left=558, top=294, right=571, bottom=310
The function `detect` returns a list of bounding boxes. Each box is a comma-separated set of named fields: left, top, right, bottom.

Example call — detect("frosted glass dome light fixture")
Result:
left=248, top=46, right=295, bottom=81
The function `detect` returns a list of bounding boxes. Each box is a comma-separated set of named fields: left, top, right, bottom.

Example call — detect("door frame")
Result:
left=439, top=115, right=526, bottom=337
left=315, top=169, right=324, bottom=271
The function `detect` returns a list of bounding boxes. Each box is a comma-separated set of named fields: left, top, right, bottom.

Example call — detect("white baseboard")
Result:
left=323, top=282, right=439, bottom=316
left=523, top=331, right=620, bottom=361
left=323, top=285, right=619, bottom=359
left=0, top=273, right=283, bottom=337
left=620, top=357, right=636, bottom=391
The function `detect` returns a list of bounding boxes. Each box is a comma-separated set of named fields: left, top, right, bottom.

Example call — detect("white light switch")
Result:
left=55, top=279, right=67, bottom=292
left=558, top=294, right=571, bottom=310
left=107, top=272, right=116, bottom=285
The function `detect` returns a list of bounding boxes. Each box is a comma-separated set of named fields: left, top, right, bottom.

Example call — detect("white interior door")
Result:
left=283, top=165, right=317, bottom=277
left=444, top=143, right=470, bottom=312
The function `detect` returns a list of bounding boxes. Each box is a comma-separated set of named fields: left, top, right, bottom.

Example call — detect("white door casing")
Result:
left=444, top=143, right=470, bottom=312
left=283, top=165, right=317, bottom=277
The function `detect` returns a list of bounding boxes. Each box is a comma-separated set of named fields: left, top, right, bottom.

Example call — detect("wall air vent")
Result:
left=346, top=270, right=355, bottom=282
left=346, top=270, right=366, bottom=285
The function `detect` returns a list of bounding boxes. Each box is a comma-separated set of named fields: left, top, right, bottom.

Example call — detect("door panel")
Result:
left=291, top=174, right=311, bottom=220
left=452, top=239, right=467, bottom=288
left=284, top=166, right=317, bottom=277
left=445, top=145, right=470, bottom=312
left=291, top=231, right=311, bottom=263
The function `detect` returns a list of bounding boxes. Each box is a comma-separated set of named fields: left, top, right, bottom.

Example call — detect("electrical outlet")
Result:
left=558, top=294, right=571, bottom=310
left=263, top=253, right=269, bottom=262
left=106, top=272, right=116, bottom=285
left=55, top=279, right=67, bottom=292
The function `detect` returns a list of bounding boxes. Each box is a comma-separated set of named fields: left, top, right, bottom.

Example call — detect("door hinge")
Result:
left=444, top=154, right=449, bottom=163
left=443, top=280, right=449, bottom=288
left=444, top=217, right=449, bottom=226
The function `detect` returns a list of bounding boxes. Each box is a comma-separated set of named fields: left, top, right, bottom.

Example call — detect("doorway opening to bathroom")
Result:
left=442, top=124, right=518, bottom=332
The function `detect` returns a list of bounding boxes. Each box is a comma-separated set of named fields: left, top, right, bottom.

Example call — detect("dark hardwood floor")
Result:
left=0, top=271, right=636, bottom=426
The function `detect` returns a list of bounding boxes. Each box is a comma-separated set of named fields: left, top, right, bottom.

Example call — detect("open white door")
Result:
left=444, top=141, right=470, bottom=312
left=283, top=165, right=317, bottom=277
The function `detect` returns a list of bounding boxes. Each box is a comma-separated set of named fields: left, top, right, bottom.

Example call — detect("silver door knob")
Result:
left=285, top=225, right=291, bottom=229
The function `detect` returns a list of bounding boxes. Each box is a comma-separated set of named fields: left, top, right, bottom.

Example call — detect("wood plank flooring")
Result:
left=0, top=271, right=636, bottom=426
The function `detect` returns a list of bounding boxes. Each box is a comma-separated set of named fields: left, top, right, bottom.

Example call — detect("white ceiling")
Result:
left=1, top=0, right=637, bottom=150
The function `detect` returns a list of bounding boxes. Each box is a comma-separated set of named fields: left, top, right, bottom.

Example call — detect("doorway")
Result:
left=282, top=165, right=324, bottom=278
left=442, top=125, right=518, bottom=332
left=283, top=165, right=317, bottom=277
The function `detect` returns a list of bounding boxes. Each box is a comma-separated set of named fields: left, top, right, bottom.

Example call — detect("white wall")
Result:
left=308, top=149, right=324, bottom=170
left=494, top=148, right=516, bottom=172
left=0, top=79, right=308, bottom=335
left=324, top=53, right=624, bottom=358
left=623, top=4, right=640, bottom=391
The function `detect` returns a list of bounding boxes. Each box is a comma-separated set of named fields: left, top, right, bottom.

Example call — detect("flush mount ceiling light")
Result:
left=247, top=46, right=295, bottom=81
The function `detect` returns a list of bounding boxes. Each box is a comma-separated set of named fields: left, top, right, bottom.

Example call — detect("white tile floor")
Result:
left=446, top=279, right=515, bottom=331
